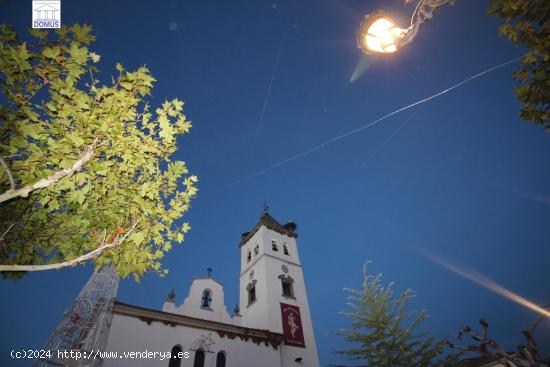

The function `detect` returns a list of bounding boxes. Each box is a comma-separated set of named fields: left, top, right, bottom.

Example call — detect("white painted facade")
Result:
left=239, top=224, right=320, bottom=367
left=104, top=311, right=281, bottom=367
left=163, top=277, right=237, bottom=325
left=104, top=211, right=320, bottom=367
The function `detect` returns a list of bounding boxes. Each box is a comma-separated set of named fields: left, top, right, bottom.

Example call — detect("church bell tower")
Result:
left=238, top=208, right=320, bottom=367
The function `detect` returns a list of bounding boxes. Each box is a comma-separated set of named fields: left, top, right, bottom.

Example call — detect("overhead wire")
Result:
left=231, top=56, right=523, bottom=186
left=249, top=20, right=289, bottom=159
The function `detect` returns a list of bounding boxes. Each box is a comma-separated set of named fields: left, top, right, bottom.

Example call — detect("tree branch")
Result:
left=0, top=138, right=98, bottom=204
left=0, top=220, right=139, bottom=272
left=1, top=223, right=15, bottom=241
left=0, top=156, right=15, bottom=190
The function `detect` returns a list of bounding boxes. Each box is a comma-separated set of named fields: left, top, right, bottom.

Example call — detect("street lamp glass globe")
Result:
left=363, top=17, right=405, bottom=53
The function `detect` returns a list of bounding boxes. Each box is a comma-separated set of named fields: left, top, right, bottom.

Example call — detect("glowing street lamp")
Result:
left=357, top=0, right=455, bottom=55
left=358, top=12, right=406, bottom=54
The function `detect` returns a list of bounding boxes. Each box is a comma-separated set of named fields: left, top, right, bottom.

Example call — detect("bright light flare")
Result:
left=365, top=18, right=405, bottom=53
left=359, top=14, right=406, bottom=54
left=350, top=54, right=376, bottom=82
left=422, top=251, right=550, bottom=319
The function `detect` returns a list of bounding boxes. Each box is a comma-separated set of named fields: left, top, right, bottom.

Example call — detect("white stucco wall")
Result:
left=104, top=313, right=282, bottom=367
left=163, top=277, right=238, bottom=326
left=239, top=225, right=320, bottom=367
left=104, top=214, right=319, bottom=367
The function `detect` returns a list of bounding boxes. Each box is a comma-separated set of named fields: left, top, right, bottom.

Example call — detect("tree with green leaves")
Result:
left=0, top=24, right=197, bottom=280
left=488, top=0, right=550, bottom=128
left=334, top=263, right=456, bottom=366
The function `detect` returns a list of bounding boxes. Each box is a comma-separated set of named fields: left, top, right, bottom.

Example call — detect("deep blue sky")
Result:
left=1, top=0, right=550, bottom=366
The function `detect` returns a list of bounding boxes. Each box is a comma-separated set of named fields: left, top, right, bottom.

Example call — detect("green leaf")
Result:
left=174, top=232, right=184, bottom=242
left=67, top=133, right=85, bottom=147
left=43, top=47, right=60, bottom=59
left=29, top=28, right=48, bottom=40
left=68, top=190, right=86, bottom=204
left=13, top=43, right=32, bottom=71
left=120, top=81, right=133, bottom=91
left=129, top=232, right=145, bottom=245
left=69, top=42, right=88, bottom=64
left=90, top=52, right=101, bottom=63
left=71, top=24, right=95, bottom=44
left=173, top=99, right=184, bottom=111
left=158, top=114, right=173, bottom=140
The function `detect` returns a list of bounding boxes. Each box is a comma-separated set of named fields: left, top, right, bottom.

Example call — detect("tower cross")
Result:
left=207, top=267, right=213, bottom=277
left=263, top=200, right=269, bottom=213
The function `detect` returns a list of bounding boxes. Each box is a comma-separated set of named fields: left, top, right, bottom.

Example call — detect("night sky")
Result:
left=1, top=1, right=550, bottom=366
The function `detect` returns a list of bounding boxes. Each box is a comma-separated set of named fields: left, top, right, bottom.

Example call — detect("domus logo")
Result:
left=32, top=0, right=61, bottom=29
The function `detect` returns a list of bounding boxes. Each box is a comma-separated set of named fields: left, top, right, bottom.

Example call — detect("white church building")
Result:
left=104, top=210, right=320, bottom=367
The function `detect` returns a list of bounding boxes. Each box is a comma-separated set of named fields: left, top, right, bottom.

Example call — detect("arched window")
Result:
left=248, top=286, right=256, bottom=304
left=283, top=244, right=290, bottom=256
left=279, top=274, right=295, bottom=299
left=246, top=280, right=257, bottom=306
left=193, top=350, right=205, bottom=367
left=201, top=289, right=212, bottom=309
left=216, top=351, right=226, bottom=367
left=168, top=345, right=182, bottom=367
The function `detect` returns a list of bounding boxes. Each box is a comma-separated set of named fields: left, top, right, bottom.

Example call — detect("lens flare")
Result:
left=422, top=251, right=550, bottom=319
left=515, top=191, right=550, bottom=206
left=350, top=54, right=377, bottom=82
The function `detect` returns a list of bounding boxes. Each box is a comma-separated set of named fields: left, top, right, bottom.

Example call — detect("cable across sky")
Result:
left=249, top=21, right=289, bottom=159
left=233, top=55, right=523, bottom=186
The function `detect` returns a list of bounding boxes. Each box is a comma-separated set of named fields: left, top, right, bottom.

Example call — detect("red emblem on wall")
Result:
left=280, top=303, right=306, bottom=348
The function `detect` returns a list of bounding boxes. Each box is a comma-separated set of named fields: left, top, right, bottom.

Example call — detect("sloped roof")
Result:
left=113, top=301, right=283, bottom=349
left=239, top=211, right=297, bottom=247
